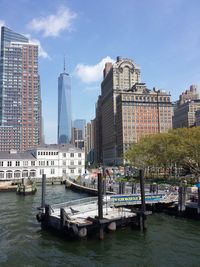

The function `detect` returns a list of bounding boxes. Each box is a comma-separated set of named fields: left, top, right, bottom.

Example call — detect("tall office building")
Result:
left=95, top=56, right=173, bottom=165
left=85, top=120, right=95, bottom=164
left=73, top=119, right=86, bottom=139
left=0, top=26, right=42, bottom=151
left=173, top=85, right=200, bottom=128
left=57, top=61, right=71, bottom=144
left=71, top=127, right=84, bottom=149
left=98, top=57, right=141, bottom=165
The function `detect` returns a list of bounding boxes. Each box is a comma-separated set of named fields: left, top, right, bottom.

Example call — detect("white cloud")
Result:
left=30, top=38, right=50, bottom=59
left=28, top=6, right=77, bottom=37
left=74, top=56, right=114, bottom=84
left=25, top=34, right=50, bottom=59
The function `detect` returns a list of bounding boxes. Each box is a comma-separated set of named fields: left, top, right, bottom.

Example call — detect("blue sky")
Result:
left=1, top=0, right=200, bottom=143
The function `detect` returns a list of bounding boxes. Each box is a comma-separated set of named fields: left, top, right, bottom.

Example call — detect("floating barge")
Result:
left=36, top=171, right=149, bottom=239
left=36, top=197, right=144, bottom=239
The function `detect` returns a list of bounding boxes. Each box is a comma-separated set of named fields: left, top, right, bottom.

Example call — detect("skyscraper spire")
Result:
left=64, top=55, right=66, bottom=72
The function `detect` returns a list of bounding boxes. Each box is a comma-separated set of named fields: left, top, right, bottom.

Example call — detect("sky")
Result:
left=0, top=0, right=200, bottom=143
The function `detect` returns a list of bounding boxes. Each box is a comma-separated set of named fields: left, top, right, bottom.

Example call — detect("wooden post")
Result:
left=60, top=208, right=65, bottom=228
left=131, top=182, right=134, bottom=194
left=120, top=181, right=125, bottom=194
left=178, top=186, right=183, bottom=213
left=98, top=173, right=103, bottom=219
left=139, top=169, right=147, bottom=230
left=98, top=172, right=104, bottom=240
left=182, top=186, right=187, bottom=212
left=41, top=174, right=46, bottom=208
left=139, top=169, right=146, bottom=213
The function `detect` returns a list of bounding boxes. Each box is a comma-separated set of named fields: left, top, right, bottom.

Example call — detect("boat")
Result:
left=16, top=178, right=37, bottom=195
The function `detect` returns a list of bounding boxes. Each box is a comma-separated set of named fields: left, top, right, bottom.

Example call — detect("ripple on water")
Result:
left=1, top=188, right=200, bottom=267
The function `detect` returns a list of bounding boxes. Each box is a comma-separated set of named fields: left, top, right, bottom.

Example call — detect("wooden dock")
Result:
left=37, top=172, right=149, bottom=239
left=37, top=197, right=143, bottom=239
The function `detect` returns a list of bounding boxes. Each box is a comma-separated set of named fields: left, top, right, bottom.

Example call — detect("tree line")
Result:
left=125, top=126, right=200, bottom=181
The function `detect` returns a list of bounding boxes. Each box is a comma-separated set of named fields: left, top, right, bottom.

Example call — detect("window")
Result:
left=16, top=161, right=20, bottom=167
left=6, top=171, right=12, bottom=179
left=30, top=170, right=36, bottom=177
left=78, top=169, right=82, bottom=174
left=0, top=161, right=3, bottom=167
left=78, top=160, right=82, bottom=165
left=78, top=153, right=81, bottom=158
left=0, top=171, right=4, bottom=178
left=70, top=161, right=74, bottom=165
left=63, top=153, right=66, bottom=157
left=63, top=161, right=66, bottom=166
left=70, top=169, right=74, bottom=174
left=38, top=151, right=40, bottom=155
left=51, top=161, right=54, bottom=166
left=22, top=170, right=28, bottom=178
left=7, top=161, right=12, bottom=167
left=70, top=153, right=74, bottom=157
left=51, top=169, right=55, bottom=175
left=62, top=169, right=66, bottom=175
left=14, top=171, right=20, bottom=178
left=23, top=161, right=28, bottom=166
left=40, top=169, right=44, bottom=175
left=31, top=161, right=35, bottom=166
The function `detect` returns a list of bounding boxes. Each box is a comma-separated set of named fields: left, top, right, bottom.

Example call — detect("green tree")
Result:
left=125, top=126, right=200, bottom=181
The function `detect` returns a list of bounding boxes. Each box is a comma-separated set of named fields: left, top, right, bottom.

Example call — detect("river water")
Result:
left=0, top=185, right=200, bottom=267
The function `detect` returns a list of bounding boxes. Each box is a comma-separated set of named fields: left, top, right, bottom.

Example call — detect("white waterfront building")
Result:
left=0, top=144, right=85, bottom=180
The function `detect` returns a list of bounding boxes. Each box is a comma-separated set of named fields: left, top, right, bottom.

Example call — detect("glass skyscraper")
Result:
left=57, top=64, right=71, bottom=144
left=0, top=26, right=42, bottom=151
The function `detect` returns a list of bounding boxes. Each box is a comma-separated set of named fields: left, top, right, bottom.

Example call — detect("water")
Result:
left=0, top=185, right=200, bottom=267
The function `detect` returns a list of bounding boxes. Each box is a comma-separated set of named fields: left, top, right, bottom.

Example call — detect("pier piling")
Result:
left=41, top=174, right=46, bottom=208
left=97, top=173, right=104, bottom=239
left=139, top=169, right=147, bottom=231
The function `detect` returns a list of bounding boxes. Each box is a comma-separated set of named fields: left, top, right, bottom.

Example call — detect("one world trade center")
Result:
left=57, top=61, right=72, bottom=144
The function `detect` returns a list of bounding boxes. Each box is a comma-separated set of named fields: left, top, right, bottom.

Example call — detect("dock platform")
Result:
left=36, top=196, right=145, bottom=239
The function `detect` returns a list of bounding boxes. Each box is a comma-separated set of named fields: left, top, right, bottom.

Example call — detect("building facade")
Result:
left=0, top=145, right=85, bottom=180
left=100, top=57, right=141, bottom=165
left=116, top=84, right=172, bottom=161
left=71, top=127, right=84, bottom=149
left=73, top=119, right=86, bottom=137
left=85, top=120, right=95, bottom=164
left=0, top=26, right=42, bottom=151
left=173, top=85, right=200, bottom=128
left=57, top=64, right=71, bottom=144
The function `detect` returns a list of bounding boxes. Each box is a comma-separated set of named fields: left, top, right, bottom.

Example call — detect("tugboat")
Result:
left=16, top=177, right=37, bottom=195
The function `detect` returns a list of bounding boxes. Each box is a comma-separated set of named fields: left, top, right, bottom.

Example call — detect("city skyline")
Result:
left=0, top=0, right=200, bottom=143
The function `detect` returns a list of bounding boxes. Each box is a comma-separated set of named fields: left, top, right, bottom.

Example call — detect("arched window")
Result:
left=14, top=170, right=21, bottom=178
left=6, top=171, right=12, bottom=179
left=30, top=170, right=36, bottom=177
left=22, top=170, right=28, bottom=178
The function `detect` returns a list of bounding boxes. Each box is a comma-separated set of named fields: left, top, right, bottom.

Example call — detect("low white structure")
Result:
left=0, top=144, right=85, bottom=180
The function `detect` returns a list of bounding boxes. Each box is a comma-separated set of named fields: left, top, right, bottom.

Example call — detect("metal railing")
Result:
left=51, top=196, right=98, bottom=210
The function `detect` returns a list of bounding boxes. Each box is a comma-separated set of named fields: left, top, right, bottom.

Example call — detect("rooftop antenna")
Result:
left=63, top=55, right=66, bottom=72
